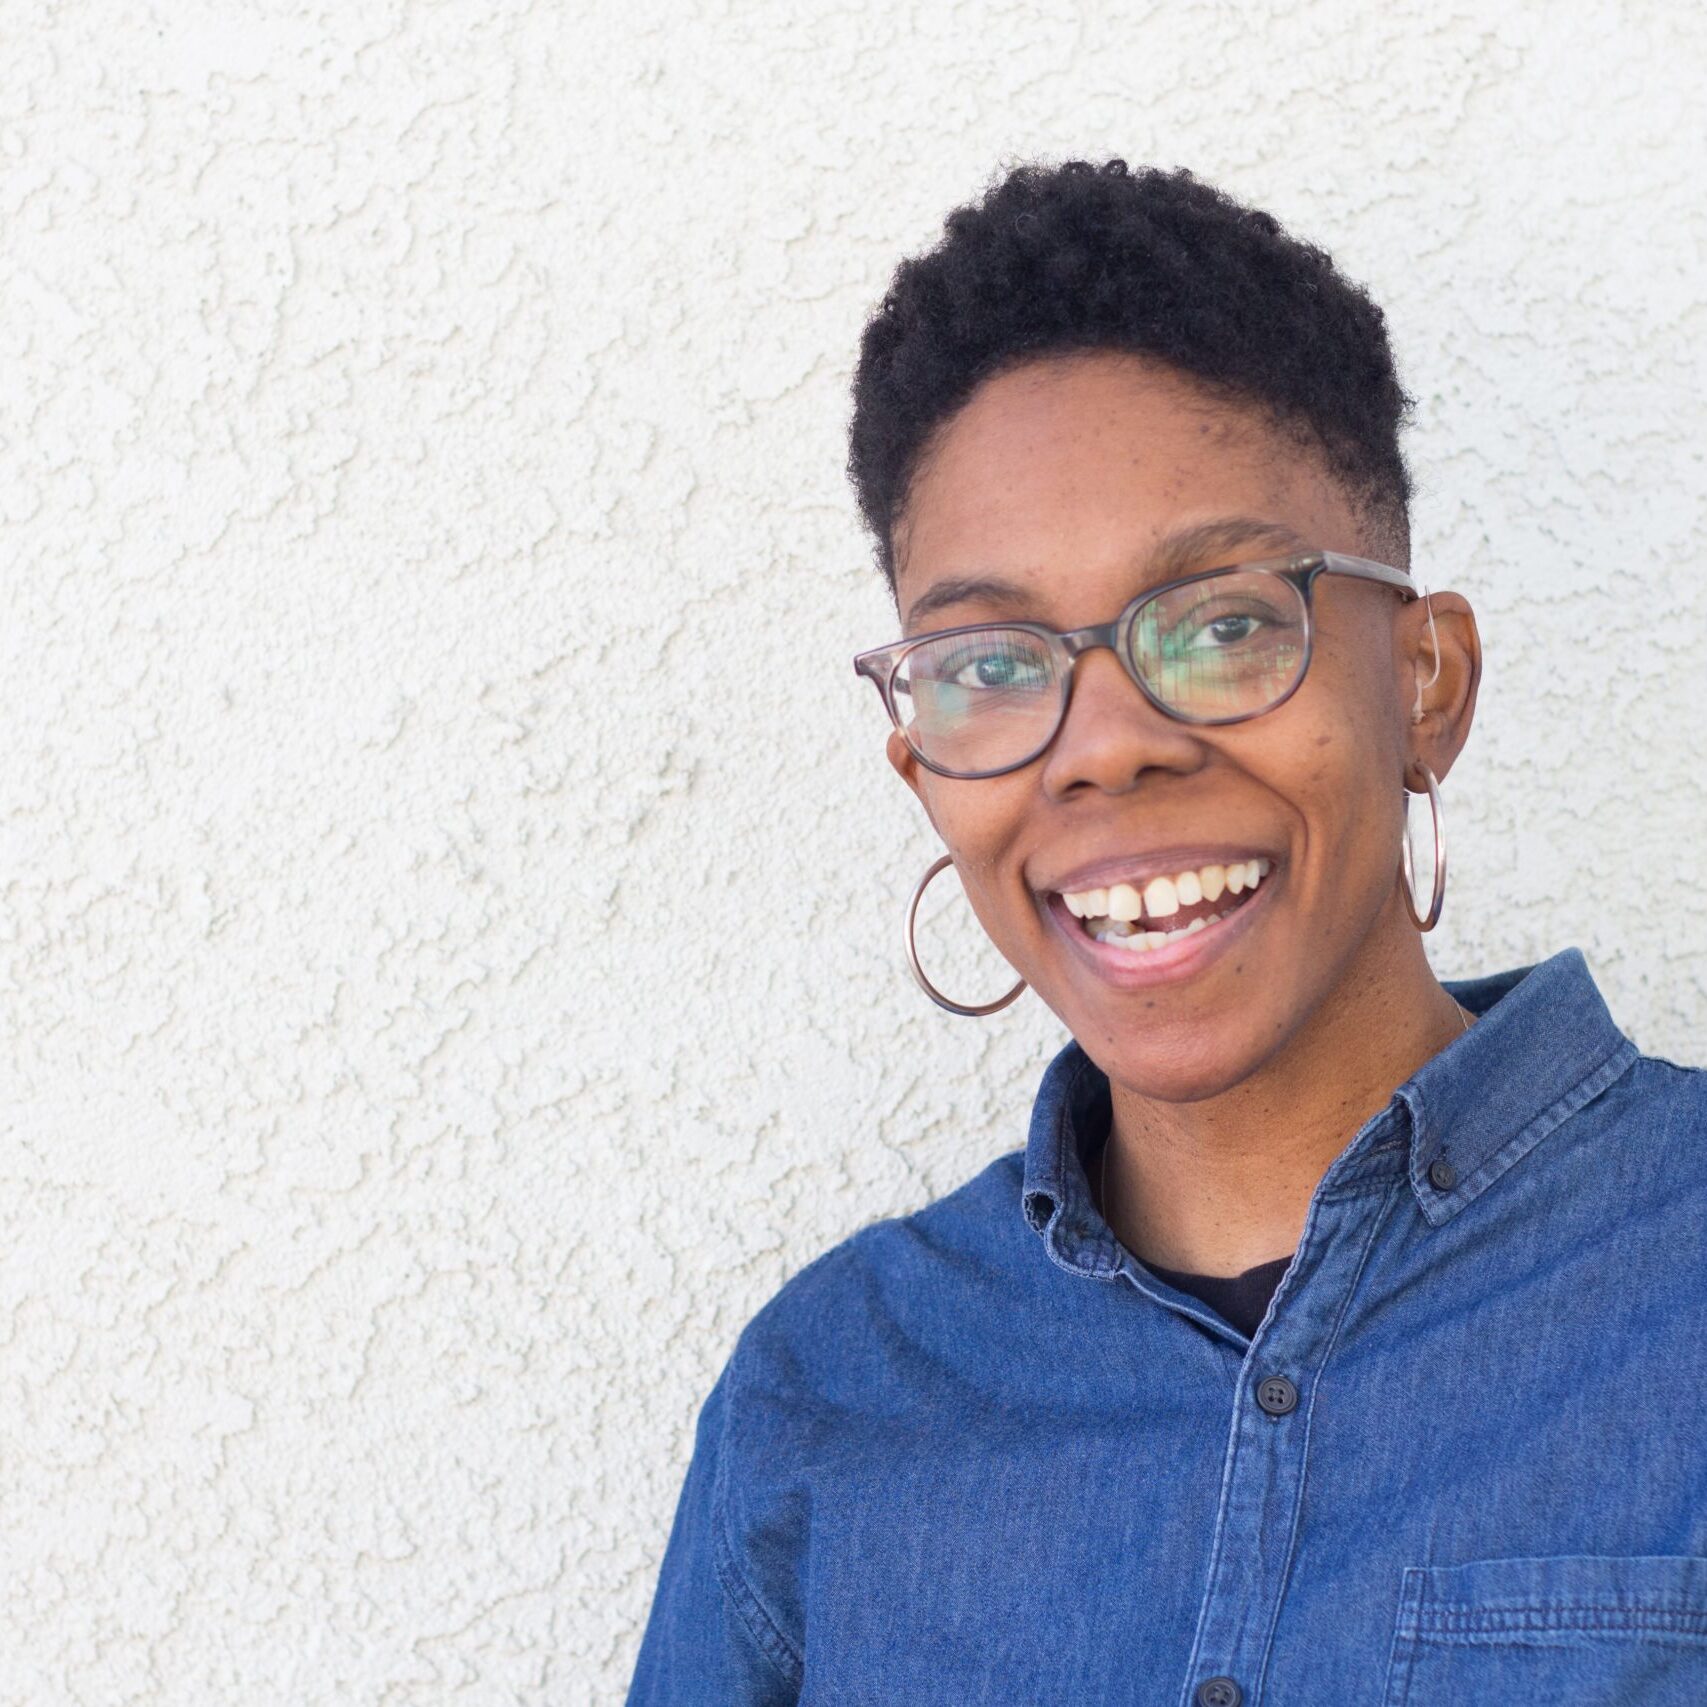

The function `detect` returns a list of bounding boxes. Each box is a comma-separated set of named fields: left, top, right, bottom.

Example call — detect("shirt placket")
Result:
left=1132, top=1117, right=1410, bottom=1707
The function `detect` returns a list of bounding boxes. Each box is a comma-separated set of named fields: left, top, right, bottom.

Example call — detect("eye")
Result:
left=907, top=631, right=1053, bottom=695
left=1187, top=611, right=1267, bottom=650
left=945, top=642, right=1052, bottom=690
left=1160, top=595, right=1289, bottom=656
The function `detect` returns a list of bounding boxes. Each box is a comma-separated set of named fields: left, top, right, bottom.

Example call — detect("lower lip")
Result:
left=1043, top=869, right=1280, bottom=990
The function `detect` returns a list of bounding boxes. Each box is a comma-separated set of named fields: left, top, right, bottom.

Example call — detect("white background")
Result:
left=3, top=1, right=1704, bottom=1700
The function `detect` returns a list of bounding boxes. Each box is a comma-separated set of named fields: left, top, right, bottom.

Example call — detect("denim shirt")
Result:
left=625, top=947, right=1707, bottom=1705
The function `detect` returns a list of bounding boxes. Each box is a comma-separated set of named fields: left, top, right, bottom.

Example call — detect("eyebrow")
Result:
left=901, top=515, right=1314, bottom=633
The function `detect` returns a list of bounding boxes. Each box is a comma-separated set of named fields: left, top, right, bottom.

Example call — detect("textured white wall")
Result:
left=3, top=1, right=1704, bottom=1700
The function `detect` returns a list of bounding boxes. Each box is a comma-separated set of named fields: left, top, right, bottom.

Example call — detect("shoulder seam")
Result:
left=711, top=1512, right=804, bottom=1687
left=709, top=1333, right=805, bottom=1688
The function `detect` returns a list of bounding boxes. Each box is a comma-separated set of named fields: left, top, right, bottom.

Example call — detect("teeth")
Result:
left=1142, top=875, right=1179, bottom=918
left=1115, top=931, right=1161, bottom=953
left=1106, top=882, right=1143, bottom=922
left=1060, top=858, right=1274, bottom=925
left=1099, top=910, right=1231, bottom=954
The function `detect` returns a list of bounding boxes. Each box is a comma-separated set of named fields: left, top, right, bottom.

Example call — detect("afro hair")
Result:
left=847, top=159, right=1415, bottom=595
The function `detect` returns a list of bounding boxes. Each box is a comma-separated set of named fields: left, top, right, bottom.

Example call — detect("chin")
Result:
left=1077, top=1016, right=1279, bottom=1104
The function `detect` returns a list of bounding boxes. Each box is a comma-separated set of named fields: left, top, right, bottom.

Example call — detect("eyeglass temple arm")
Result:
left=1319, top=551, right=1420, bottom=598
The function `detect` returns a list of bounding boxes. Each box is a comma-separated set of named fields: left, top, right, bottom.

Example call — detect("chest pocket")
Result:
left=1382, top=1554, right=1707, bottom=1707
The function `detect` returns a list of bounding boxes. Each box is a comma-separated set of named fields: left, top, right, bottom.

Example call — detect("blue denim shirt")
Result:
left=626, top=947, right=1707, bottom=1705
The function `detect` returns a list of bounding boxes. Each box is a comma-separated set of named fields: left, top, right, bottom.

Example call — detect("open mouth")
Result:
left=1056, top=857, right=1272, bottom=955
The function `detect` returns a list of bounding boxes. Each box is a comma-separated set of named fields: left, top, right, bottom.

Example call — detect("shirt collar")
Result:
left=1020, top=945, right=1640, bottom=1271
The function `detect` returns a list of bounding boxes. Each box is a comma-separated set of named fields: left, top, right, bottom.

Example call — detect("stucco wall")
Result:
left=3, top=1, right=1704, bottom=1700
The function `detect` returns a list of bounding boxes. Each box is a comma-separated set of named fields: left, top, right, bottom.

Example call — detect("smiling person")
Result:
left=626, top=161, right=1707, bottom=1706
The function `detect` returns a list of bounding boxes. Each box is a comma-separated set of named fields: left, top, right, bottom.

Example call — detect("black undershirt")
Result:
left=1141, top=1253, right=1293, bottom=1339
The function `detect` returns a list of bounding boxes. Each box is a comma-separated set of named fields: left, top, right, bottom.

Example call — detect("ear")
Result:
left=1402, top=590, right=1481, bottom=789
left=885, top=728, right=939, bottom=834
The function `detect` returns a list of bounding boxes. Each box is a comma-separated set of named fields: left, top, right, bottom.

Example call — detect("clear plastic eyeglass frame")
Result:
left=851, top=549, right=1420, bottom=780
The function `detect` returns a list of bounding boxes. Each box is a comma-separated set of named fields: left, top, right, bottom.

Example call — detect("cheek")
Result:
left=1288, top=712, right=1405, bottom=903
left=1289, top=622, right=1405, bottom=816
left=918, top=779, right=1037, bottom=943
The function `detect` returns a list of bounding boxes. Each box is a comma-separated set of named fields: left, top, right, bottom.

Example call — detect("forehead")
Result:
left=894, top=352, right=1358, bottom=608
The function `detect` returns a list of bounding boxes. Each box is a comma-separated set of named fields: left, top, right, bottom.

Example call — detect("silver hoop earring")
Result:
left=1400, top=762, right=1447, bottom=932
left=904, top=853, right=1027, bottom=1017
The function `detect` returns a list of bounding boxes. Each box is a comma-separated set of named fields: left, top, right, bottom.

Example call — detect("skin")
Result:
left=884, top=351, right=1482, bottom=1277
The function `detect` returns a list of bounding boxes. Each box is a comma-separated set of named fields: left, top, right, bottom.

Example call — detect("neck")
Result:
left=1098, top=915, right=1472, bottom=1277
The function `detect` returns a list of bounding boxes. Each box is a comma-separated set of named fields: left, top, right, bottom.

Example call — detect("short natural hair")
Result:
left=847, top=159, right=1414, bottom=593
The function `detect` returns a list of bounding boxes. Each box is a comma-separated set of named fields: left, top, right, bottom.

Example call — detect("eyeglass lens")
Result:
left=892, top=569, right=1308, bottom=775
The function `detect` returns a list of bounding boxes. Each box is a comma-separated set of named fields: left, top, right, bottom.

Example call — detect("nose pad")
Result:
left=1041, top=645, right=1203, bottom=795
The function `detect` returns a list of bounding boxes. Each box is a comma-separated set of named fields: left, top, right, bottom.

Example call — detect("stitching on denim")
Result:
left=1023, top=1051, right=1093, bottom=1230
left=1317, top=1179, right=1402, bottom=1204
left=1254, top=1175, right=1406, bottom=1700
left=1175, top=1359, right=1249, bottom=1705
left=1030, top=1051, right=1129, bottom=1278
left=1507, top=1035, right=1639, bottom=1166
left=1414, top=1605, right=1707, bottom=1636
left=710, top=1335, right=805, bottom=1688
left=1405, top=1631, right=1707, bottom=1654
left=710, top=1514, right=804, bottom=1686
left=1379, top=1568, right=1427, bottom=1707
left=1422, top=1034, right=1640, bottom=1224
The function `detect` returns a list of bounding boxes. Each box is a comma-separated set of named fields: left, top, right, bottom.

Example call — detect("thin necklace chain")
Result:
left=1097, top=1000, right=1476, bottom=1221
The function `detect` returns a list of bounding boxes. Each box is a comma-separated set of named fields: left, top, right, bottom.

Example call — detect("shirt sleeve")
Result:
left=624, top=1348, right=803, bottom=1705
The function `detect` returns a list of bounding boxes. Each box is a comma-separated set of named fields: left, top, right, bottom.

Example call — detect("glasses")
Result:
left=852, top=550, right=1419, bottom=780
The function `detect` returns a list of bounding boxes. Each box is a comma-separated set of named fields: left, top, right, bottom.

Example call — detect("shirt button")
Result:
left=1256, top=1374, right=1298, bottom=1416
left=1196, top=1678, right=1242, bottom=1707
left=1428, top=1156, right=1457, bottom=1191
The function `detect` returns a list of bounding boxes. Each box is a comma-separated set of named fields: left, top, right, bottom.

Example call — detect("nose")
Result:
left=1038, top=643, right=1207, bottom=799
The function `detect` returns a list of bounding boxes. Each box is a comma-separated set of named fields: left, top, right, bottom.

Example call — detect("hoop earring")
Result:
left=904, top=853, right=1027, bottom=1017
left=1399, top=762, right=1447, bottom=932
